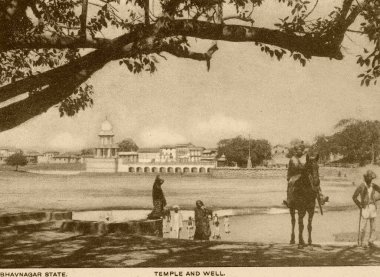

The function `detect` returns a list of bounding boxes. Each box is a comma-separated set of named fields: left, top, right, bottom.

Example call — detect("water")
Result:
left=0, top=172, right=356, bottom=213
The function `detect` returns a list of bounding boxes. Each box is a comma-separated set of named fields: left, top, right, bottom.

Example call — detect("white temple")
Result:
left=95, top=119, right=119, bottom=158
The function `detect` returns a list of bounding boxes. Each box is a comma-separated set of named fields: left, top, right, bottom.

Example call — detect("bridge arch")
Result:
left=129, top=167, right=135, bottom=173
left=200, top=167, right=206, bottom=173
left=152, top=167, right=158, bottom=173
left=183, top=167, right=190, bottom=173
left=160, top=167, right=166, bottom=173
left=191, top=167, right=198, bottom=173
left=167, top=167, right=174, bottom=173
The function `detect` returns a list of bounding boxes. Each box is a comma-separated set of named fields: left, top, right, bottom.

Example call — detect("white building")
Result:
left=118, top=151, right=138, bottom=162
left=25, top=151, right=42, bottom=164
left=50, top=153, right=82, bottom=164
left=0, top=147, right=20, bottom=164
left=94, top=119, right=119, bottom=158
left=160, top=145, right=176, bottom=162
left=86, top=122, right=217, bottom=173
left=37, top=151, right=60, bottom=163
left=269, top=144, right=289, bottom=168
left=138, top=148, right=161, bottom=163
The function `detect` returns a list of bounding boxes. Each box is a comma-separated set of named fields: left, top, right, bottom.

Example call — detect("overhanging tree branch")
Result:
left=2, top=13, right=358, bottom=97
left=2, top=19, right=346, bottom=59
left=0, top=18, right=352, bottom=104
left=161, top=42, right=218, bottom=70
left=144, top=0, right=150, bottom=26
left=0, top=34, right=112, bottom=51
left=80, top=0, right=89, bottom=39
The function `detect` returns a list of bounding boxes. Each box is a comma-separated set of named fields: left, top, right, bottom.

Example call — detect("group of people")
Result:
left=147, top=175, right=230, bottom=241
left=147, top=141, right=380, bottom=247
left=286, top=141, right=380, bottom=248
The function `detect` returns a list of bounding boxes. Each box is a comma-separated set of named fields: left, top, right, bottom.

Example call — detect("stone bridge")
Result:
left=118, top=161, right=216, bottom=174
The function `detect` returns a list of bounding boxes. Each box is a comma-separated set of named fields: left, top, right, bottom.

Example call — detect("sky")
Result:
left=0, top=0, right=379, bottom=151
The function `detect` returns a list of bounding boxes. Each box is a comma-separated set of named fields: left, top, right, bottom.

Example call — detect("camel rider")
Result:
left=283, top=142, right=328, bottom=207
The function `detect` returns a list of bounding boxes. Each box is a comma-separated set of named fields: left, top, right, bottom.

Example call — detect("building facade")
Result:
left=25, top=152, right=42, bottom=164
left=94, top=119, right=119, bottom=159
left=159, top=145, right=176, bottom=162
left=86, top=122, right=218, bottom=173
left=0, top=147, right=20, bottom=164
left=138, top=148, right=160, bottom=163
left=118, top=152, right=138, bottom=163
left=269, top=144, right=289, bottom=168
left=51, top=153, right=82, bottom=164
left=37, top=152, right=60, bottom=163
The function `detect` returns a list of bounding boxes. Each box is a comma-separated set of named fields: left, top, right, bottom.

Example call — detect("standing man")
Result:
left=353, top=170, right=380, bottom=247
left=171, top=205, right=183, bottom=239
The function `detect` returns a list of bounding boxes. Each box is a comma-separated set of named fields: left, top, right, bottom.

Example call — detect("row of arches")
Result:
left=127, top=167, right=211, bottom=174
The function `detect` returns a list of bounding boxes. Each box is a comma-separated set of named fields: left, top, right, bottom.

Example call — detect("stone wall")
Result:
left=0, top=211, right=72, bottom=226
left=319, top=166, right=360, bottom=180
left=210, top=166, right=358, bottom=180
left=0, top=211, right=72, bottom=236
left=61, top=219, right=163, bottom=237
left=85, top=158, right=118, bottom=173
left=210, top=168, right=286, bottom=179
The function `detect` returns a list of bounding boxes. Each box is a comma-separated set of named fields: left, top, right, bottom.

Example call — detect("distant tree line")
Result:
left=118, top=139, right=139, bottom=152
left=310, top=119, right=380, bottom=166
left=6, top=152, right=28, bottom=171
left=217, top=136, right=271, bottom=167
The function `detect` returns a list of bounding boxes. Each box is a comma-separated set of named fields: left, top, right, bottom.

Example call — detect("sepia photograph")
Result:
left=0, top=0, right=380, bottom=273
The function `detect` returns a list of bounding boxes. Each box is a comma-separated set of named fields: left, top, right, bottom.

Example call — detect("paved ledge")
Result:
left=61, top=219, right=162, bottom=236
left=0, top=211, right=72, bottom=227
left=1, top=229, right=380, bottom=268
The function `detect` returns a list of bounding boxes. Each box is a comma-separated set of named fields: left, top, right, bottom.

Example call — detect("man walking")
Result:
left=352, top=170, right=380, bottom=247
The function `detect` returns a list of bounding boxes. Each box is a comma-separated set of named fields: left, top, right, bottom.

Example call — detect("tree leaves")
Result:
left=217, top=136, right=271, bottom=167
left=58, top=83, right=94, bottom=117
left=311, top=119, right=380, bottom=165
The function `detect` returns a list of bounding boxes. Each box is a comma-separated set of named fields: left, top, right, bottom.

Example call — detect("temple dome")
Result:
left=99, top=119, right=114, bottom=136
left=101, top=119, right=113, bottom=131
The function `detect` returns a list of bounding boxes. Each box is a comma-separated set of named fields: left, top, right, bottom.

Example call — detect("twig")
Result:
left=223, top=16, right=254, bottom=24
left=80, top=0, right=89, bottom=39
left=347, top=29, right=365, bottom=34
left=304, top=0, right=319, bottom=19
left=161, top=42, right=218, bottom=71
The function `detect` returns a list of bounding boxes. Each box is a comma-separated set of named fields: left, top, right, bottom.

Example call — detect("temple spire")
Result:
left=247, top=135, right=252, bottom=168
